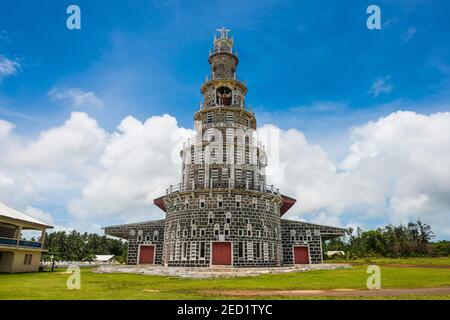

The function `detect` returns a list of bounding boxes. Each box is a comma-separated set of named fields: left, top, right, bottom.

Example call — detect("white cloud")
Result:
left=68, top=114, right=192, bottom=224
left=25, top=206, right=54, bottom=225
left=0, top=55, right=20, bottom=80
left=1, top=110, right=450, bottom=238
left=369, top=76, right=393, bottom=98
left=403, top=27, right=417, bottom=42
left=48, top=87, right=104, bottom=108
left=274, top=111, right=450, bottom=237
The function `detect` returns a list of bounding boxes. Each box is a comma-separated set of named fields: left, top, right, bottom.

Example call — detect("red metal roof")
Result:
left=153, top=196, right=166, bottom=212
left=280, top=194, right=297, bottom=216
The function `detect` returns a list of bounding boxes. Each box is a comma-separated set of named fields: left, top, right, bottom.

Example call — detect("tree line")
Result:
left=324, top=219, right=450, bottom=259
left=43, top=230, right=127, bottom=262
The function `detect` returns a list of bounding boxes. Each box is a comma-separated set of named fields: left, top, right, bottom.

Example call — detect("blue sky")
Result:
left=1, top=0, right=450, bottom=236
left=1, top=1, right=449, bottom=143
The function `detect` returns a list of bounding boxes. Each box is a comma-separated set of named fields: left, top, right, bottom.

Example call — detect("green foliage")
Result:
left=431, top=241, right=450, bottom=256
left=42, top=230, right=127, bottom=261
left=323, top=220, right=443, bottom=259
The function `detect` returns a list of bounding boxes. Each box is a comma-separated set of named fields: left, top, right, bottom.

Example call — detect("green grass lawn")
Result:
left=1, top=257, right=449, bottom=300
left=327, top=256, right=450, bottom=266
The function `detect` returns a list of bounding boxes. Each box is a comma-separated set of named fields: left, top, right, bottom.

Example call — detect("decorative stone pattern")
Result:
left=104, top=220, right=165, bottom=265
left=280, top=220, right=347, bottom=265
left=103, top=29, right=346, bottom=267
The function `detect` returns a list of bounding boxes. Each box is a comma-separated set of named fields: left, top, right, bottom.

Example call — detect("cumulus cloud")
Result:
left=369, top=76, right=393, bottom=98
left=0, top=55, right=20, bottom=80
left=1, top=110, right=450, bottom=237
left=69, top=114, right=192, bottom=224
left=273, top=111, right=450, bottom=237
left=48, top=87, right=104, bottom=108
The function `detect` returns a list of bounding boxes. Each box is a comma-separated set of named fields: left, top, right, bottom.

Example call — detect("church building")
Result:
left=104, top=29, right=345, bottom=267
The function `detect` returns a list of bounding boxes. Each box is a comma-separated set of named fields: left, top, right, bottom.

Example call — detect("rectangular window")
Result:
left=238, top=229, right=244, bottom=237
left=182, top=242, right=188, bottom=260
left=224, top=228, right=229, bottom=236
left=238, top=242, right=244, bottom=258
left=214, top=228, right=220, bottom=236
left=256, top=242, right=261, bottom=258
left=199, top=242, right=206, bottom=259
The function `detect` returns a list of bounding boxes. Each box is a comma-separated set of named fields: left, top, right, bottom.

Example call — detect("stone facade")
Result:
left=104, top=28, right=345, bottom=267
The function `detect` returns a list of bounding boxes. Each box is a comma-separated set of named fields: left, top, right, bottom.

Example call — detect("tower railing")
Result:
left=165, top=181, right=280, bottom=196
left=182, top=136, right=265, bottom=150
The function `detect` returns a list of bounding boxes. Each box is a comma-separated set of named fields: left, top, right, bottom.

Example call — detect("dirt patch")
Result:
left=203, top=287, right=450, bottom=297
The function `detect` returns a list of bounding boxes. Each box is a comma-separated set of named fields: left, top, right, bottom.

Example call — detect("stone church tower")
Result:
left=104, top=29, right=345, bottom=267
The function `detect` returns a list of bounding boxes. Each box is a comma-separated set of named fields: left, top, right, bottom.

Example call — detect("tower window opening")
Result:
left=224, top=225, right=230, bottom=236
left=199, top=195, right=205, bottom=208
left=208, top=212, right=214, bottom=224
left=216, top=86, right=232, bottom=106
left=214, top=224, right=220, bottom=236
left=225, top=212, right=231, bottom=224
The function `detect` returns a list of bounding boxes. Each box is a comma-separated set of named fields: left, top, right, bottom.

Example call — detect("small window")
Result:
left=252, top=197, right=257, bottom=208
left=238, top=229, right=244, bottom=237
left=214, top=224, right=220, bottom=236
left=225, top=212, right=231, bottom=224
left=191, top=228, right=197, bottom=237
left=145, top=234, right=151, bottom=242
left=256, top=230, right=261, bottom=238
left=247, top=229, right=252, bottom=237
left=217, top=195, right=223, bottom=208
left=208, top=212, right=214, bottom=224
left=182, top=242, right=188, bottom=260
left=199, top=195, right=205, bottom=208
left=224, top=224, right=230, bottom=236
left=290, top=230, right=296, bottom=241
left=256, top=243, right=261, bottom=258
left=183, top=229, right=188, bottom=237
left=199, top=242, right=206, bottom=259
left=200, top=229, right=206, bottom=236
left=245, top=218, right=250, bottom=225
left=191, top=218, right=196, bottom=225
left=238, top=242, right=244, bottom=258
left=235, top=195, right=241, bottom=208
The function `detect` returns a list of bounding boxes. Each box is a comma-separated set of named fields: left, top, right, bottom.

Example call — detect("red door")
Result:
left=293, top=246, right=310, bottom=264
left=212, top=242, right=232, bottom=265
left=139, top=245, right=155, bottom=264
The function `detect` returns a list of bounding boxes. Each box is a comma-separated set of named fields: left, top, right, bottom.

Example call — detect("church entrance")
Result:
left=211, top=242, right=232, bottom=266
left=138, top=245, right=155, bottom=264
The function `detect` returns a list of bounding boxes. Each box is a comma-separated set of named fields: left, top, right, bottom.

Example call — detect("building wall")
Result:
left=163, top=190, right=282, bottom=267
left=0, top=250, right=42, bottom=273
left=124, top=220, right=165, bottom=265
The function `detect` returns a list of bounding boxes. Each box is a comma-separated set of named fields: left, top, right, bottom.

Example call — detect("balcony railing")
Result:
left=0, top=237, right=43, bottom=249
left=182, top=136, right=265, bottom=150
left=166, top=181, right=280, bottom=196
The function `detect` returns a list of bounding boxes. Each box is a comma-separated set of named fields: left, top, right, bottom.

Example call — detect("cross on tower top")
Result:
left=216, top=27, right=231, bottom=39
